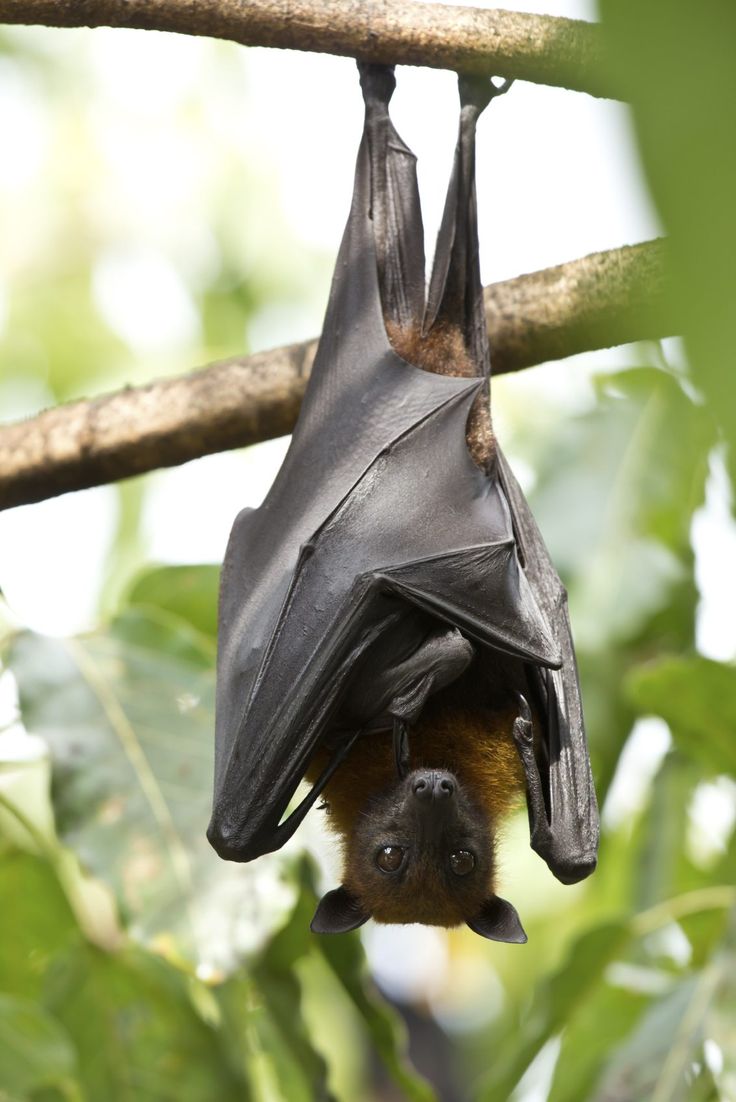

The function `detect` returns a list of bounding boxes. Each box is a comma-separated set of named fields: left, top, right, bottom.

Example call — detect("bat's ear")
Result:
left=466, top=896, right=527, bottom=944
left=311, top=886, right=370, bottom=935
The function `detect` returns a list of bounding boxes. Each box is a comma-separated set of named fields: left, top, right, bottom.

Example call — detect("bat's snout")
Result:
left=406, top=769, right=466, bottom=844
left=411, top=769, right=456, bottom=803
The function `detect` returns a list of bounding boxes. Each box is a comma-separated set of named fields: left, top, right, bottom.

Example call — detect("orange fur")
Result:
left=386, top=319, right=478, bottom=378
left=310, top=704, right=523, bottom=840
left=385, top=320, right=495, bottom=472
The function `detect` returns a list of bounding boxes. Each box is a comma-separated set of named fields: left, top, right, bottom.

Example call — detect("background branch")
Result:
left=0, top=240, right=670, bottom=512
left=0, top=0, right=620, bottom=100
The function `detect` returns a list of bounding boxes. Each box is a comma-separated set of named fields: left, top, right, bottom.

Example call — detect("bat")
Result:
left=209, top=63, right=599, bottom=941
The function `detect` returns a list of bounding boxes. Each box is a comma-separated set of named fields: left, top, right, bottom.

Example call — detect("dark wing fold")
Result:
left=497, top=447, right=599, bottom=882
left=380, top=543, right=560, bottom=667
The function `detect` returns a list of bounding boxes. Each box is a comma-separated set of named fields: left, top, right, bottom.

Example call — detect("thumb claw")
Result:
left=512, top=693, right=533, bottom=747
left=515, top=692, right=532, bottom=725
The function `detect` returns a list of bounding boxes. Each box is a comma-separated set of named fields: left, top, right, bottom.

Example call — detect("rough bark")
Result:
left=0, top=240, right=671, bottom=511
left=0, top=0, right=620, bottom=99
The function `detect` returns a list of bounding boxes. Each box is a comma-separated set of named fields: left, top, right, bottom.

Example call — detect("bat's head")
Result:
left=310, top=767, right=526, bottom=942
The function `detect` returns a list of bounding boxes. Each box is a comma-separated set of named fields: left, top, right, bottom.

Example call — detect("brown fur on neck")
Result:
left=312, top=703, right=522, bottom=840
left=385, top=319, right=494, bottom=472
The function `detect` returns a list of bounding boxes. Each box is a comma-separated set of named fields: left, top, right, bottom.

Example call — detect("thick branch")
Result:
left=0, top=0, right=620, bottom=100
left=0, top=241, right=671, bottom=512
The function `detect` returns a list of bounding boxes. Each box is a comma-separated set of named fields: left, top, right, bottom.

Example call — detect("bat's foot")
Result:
left=358, top=62, right=396, bottom=106
left=459, top=74, right=514, bottom=113
left=491, top=77, right=514, bottom=98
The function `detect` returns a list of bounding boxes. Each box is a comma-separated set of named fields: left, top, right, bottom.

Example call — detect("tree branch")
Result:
left=0, top=240, right=671, bottom=512
left=0, top=0, right=620, bottom=100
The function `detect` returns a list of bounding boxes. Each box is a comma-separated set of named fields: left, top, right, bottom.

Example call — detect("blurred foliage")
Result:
left=1, top=599, right=431, bottom=1098
left=0, top=28, right=331, bottom=414
left=601, top=0, right=736, bottom=495
left=1, top=6, right=736, bottom=1102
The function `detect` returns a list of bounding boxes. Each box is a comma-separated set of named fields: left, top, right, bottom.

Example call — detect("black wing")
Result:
left=497, top=449, right=599, bottom=882
left=211, top=67, right=481, bottom=857
left=210, top=65, right=599, bottom=882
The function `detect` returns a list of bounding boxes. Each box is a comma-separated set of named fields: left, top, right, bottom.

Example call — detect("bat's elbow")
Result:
left=533, top=832, right=598, bottom=885
left=550, top=850, right=598, bottom=885
left=207, top=809, right=260, bottom=863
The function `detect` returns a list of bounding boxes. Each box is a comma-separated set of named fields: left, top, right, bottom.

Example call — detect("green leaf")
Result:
left=0, top=996, right=77, bottom=1099
left=295, top=861, right=435, bottom=1102
left=126, top=566, right=220, bottom=641
left=600, top=2, right=736, bottom=490
left=214, top=863, right=433, bottom=1102
left=627, top=656, right=736, bottom=776
left=7, top=617, right=210, bottom=938
left=244, top=871, right=333, bottom=1101
left=632, top=753, right=704, bottom=911
left=549, top=984, right=649, bottom=1102
left=530, top=368, right=710, bottom=650
left=316, top=933, right=436, bottom=1102
left=111, top=605, right=215, bottom=668
left=0, top=854, right=79, bottom=1003
left=44, top=944, right=248, bottom=1102
left=476, top=922, right=630, bottom=1101
left=594, top=972, right=721, bottom=1102
left=0, top=851, right=249, bottom=1101
left=4, top=612, right=284, bottom=958
left=218, top=975, right=331, bottom=1102
left=705, top=937, right=736, bottom=1098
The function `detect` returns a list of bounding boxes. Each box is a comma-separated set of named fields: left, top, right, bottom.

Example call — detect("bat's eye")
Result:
left=450, top=850, right=475, bottom=876
left=376, top=846, right=404, bottom=873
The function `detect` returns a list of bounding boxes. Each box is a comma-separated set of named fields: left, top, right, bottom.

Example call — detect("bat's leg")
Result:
left=387, top=628, right=474, bottom=776
left=358, top=61, right=425, bottom=331
left=425, top=72, right=513, bottom=367
left=345, top=623, right=474, bottom=731
left=393, top=717, right=410, bottom=779
left=511, top=693, right=554, bottom=852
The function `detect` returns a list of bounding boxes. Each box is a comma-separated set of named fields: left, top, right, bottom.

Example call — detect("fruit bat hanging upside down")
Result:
left=208, top=63, right=599, bottom=943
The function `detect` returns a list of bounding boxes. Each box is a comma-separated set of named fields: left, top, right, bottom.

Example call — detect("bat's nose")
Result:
left=412, top=770, right=455, bottom=801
